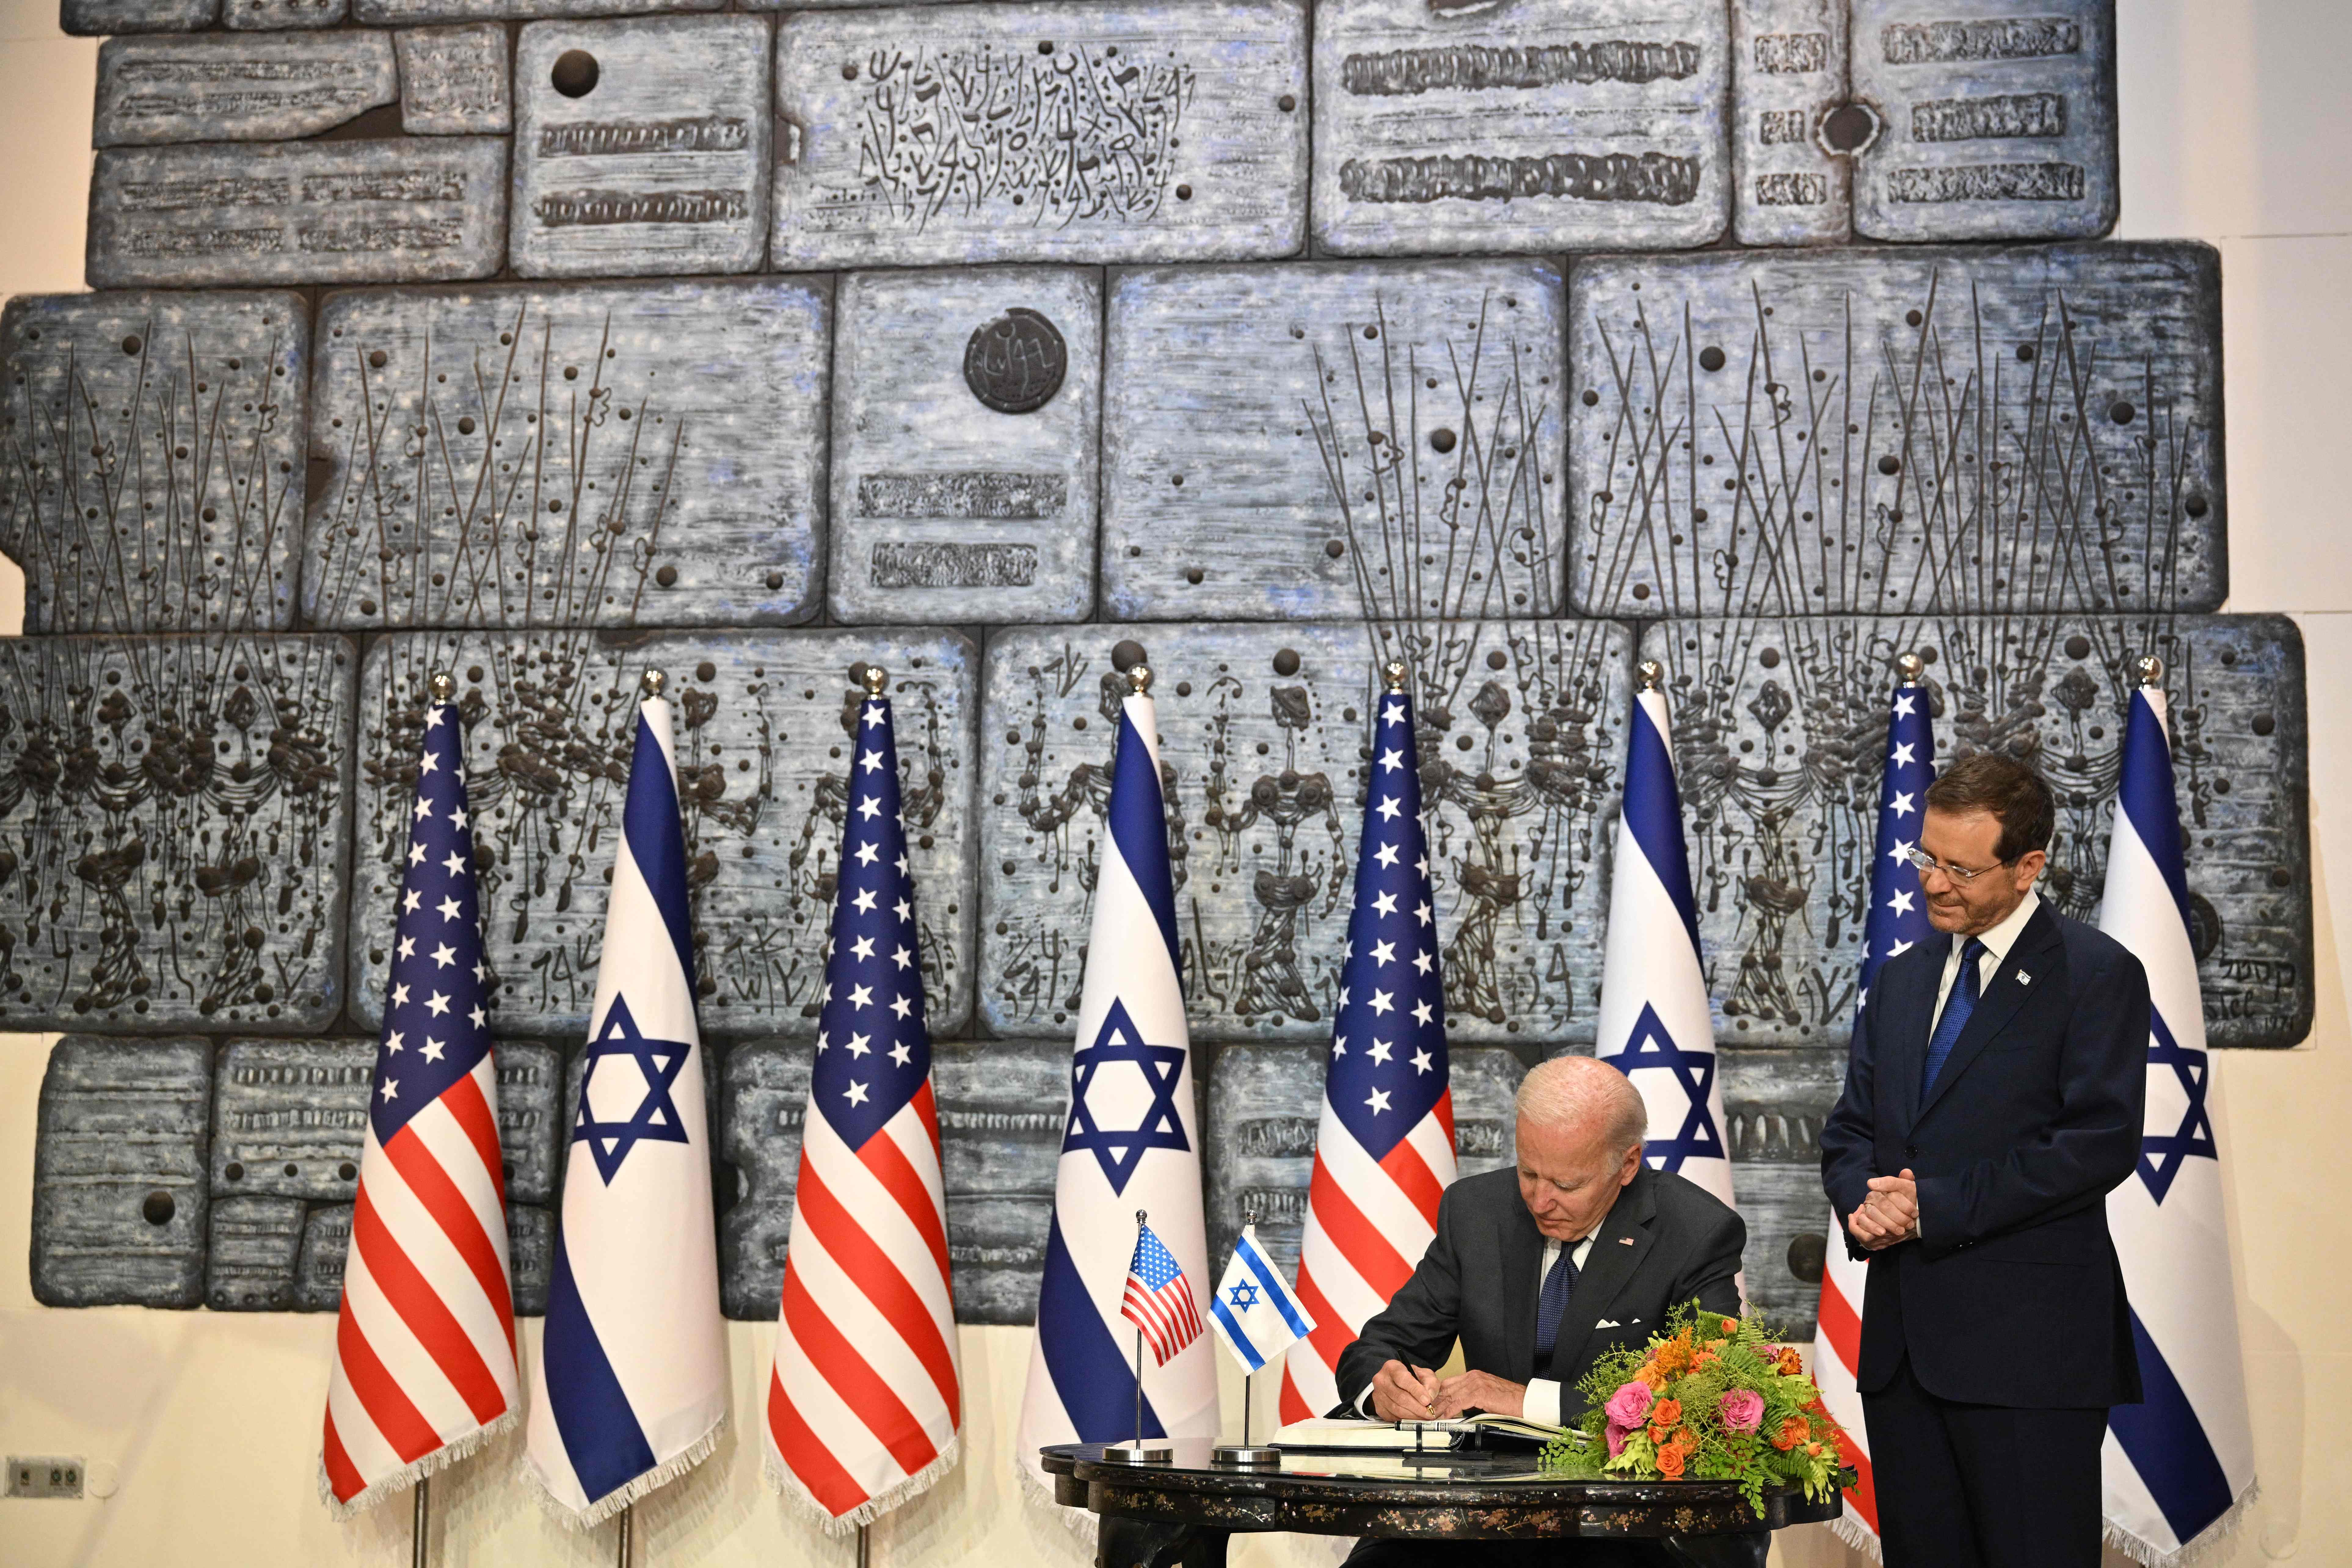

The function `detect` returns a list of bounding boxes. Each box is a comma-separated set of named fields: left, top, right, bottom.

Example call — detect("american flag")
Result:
left=1810, top=664, right=1935, bottom=1558
left=764, top=679, right=962, bottom=1530
left=1280, top=676, right=1454, bottom=1422
left=1122, top=1221, right=1204, bottom=1366
left=320, top=688, right=516, bottom=1516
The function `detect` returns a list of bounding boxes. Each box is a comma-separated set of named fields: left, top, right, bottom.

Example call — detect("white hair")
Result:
left=1515, top=1054, right=1647, bottom=1153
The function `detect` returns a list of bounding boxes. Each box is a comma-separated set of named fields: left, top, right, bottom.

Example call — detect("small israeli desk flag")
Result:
left=1208, top=1224, right=1315, bottom=1376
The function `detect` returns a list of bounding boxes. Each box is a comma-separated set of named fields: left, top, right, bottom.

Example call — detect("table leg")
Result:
left=1095, top=1518, right=1231, bottom=1568
left=1662, top=1531, right=1771, bottom=1568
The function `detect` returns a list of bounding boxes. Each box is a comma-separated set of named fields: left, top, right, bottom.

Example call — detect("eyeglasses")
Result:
left=1899, top=846, right=2011, bottom=885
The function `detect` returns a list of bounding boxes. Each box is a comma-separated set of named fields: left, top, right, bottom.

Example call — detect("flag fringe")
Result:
left=1015, top=1454, right=1099, bottom=1544
left=2104, top=1482, right=2260, bottom=1568
left=762, top=1431, right=962, bottom=1535
left=1822, top=1509, right=1883, bottom=1563
left=517, top=1412, right=729, bottom=1530
left=318, top=1407, right=518, bottom=1522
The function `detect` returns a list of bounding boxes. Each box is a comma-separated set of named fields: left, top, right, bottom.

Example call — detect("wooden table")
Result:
left=1041, top=1440, right=1843, bottom=1567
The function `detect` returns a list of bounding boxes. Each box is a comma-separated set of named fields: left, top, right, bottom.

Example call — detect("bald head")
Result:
left=1512, top=1056, right=1648, bottom=1240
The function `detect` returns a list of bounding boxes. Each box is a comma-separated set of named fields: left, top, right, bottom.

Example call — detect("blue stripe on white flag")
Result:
left=543, top=1237, right=657, bottom=1501
left=1039, top=1215, right=1164, bottom=1439
left=2110, top=1308, right=2236, bottom=1545
left=1621, top=696, right=1702, bottom=954
left=621, top=710, right=696, bottom=985
left=2116, top=689, right=2194, bottom=936
left=1107, top=704, right=1181, bottom=973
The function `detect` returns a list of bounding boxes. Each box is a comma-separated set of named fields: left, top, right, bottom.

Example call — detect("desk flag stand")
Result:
left=1102, top=1209, right=1176, bottom=1465
left=1213, top=1204, right=1283, bottom=1468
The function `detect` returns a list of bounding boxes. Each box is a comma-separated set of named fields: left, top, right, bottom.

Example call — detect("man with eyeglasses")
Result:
left=1821, top=752, right=2149, bottom=1568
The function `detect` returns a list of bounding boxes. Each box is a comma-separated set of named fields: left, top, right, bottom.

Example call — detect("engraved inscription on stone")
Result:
left=1638, top=613, right=2308, bottom=1050
left=716, top=1037, right=810, bottom=1319
left=0, top=635, right=357, bottom=1034
left=304, top=278, right=831, bottom=630
left=511, top=15, right=772, bottom=278
left=398, top=25, right=512, bottom=136
left=224, top=0, right=348, bottom=31
left=62, top=0, right=217, bottom=37
left=831, top=268, right=1099, bottom=625
left=210, top=1040, right=373, bottom=1202
left=934, top=1040, right=1066, bottom=1325
left=1568, top=242, right=2225, bottom=618
left=355, top=0, right=720, bottom=23
left=206, top=1195, right=308, bottom=1309
left=1102, top=260, right=1564, bottom=621
left=506, top=1203, right=555, bottom=1315
left=496, top=1040, right=564, bottom=1206
left=1731, top=0, right=1850, bottom=245
left=88, top=138, right=509, bottom=289
left=771, top=1, right=1309, bottom=269
left=1, top=291, right=306, bottom=634
left=978, top=622, right=1632, bottom=1046
left=1312, top=0, right=1731, bottom=256
left=352, top=631, right=978, bottom=1043
left=31, top=1038, right=213, bottom=1309
left=1851, top=0, right=2118, bottom=241
left=295, top=1202, right=355, bottom=1310
left=1206, top=1043, right=1524, bottom=1280
left=95, top=33, right=398, bottom=147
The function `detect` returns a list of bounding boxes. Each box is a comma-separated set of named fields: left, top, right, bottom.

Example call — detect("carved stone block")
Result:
left=1717, top=1047, right=1845, bottom=1341
left=0, top=635, right=357, bottom=1035
left=351, top=630, right=978, bottom=1044
left=30, top=1038, right=213, bottom=1309
left=1567, top=242, right=2226, bottom=618
left=1310, top=0, right=1731, bottom=256
left=507, top=1202, right=555, bottom=1315
left=1102, top=259, right=1566, bottom=621
left=87, top=138, right=509, bottom=289
left=398, top=24, right=512, bottom=136
left=978, top=622, right=1631, bottom=1046
left=62, top=0, right=217, bottom=36
left=223, top=0, right=347, bottom=30
left=1639, top=613, right=2310, bottom=1049
left=94, top=33, right=398, bottom=147
left=830, top=269, right=1100, bottom=625
left=210, top=1039, right=373, bottom=1203
left=1851, top=0, right=2118, bottom=242
left=496, top=1040, right=565, bottom=1207
left=356, top=0, right=718, bottom=22
left=303, top=278, right=831, bottom=630
left=511, top=15, right=773, bottom=278
left=206, top=1194, right=308, bottom=1309
left=933, top=1040, right=1066, bottom=1326
left=716, top=1036, right=809, bottom=1320
left=1731, top=0, right=1851, bottom=244
left=0, top=291, right=306, bottom=634
left=1205, top=1043, right=1523, bottom=1282
left=770, top=1, right=1310, bottom=269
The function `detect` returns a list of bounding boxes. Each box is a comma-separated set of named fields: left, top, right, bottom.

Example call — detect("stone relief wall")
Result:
left=9, top=0, right=2307, bottom=1344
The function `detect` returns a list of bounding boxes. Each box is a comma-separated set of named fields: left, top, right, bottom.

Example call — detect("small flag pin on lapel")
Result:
left=2017, top=970, right=2032, bottom=985
left=1618, top=1236, right=1636, bottom=1245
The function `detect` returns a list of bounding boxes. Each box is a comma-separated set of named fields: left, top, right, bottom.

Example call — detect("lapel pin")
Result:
left=1618, top=1236, right=1635, bottom=1245
left=2016, top=970, right=2032, bottom=985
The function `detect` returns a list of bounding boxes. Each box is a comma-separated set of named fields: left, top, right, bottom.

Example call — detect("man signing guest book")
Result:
left=1821, top=754, right=2149, bottom=1568
left=1333, top=1054, right=1751, bottom=1568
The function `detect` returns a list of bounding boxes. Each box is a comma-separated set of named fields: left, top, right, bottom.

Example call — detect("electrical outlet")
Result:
left=7, top=1457, right=85, bottom=1499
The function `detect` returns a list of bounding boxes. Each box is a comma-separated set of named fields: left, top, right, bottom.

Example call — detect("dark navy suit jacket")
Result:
left=1820, top=899, right=2149, bottom=1409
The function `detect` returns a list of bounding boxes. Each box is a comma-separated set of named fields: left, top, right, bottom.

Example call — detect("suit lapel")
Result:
left=1916, top=904, right=2063, bottom=1120
left=1885, top=947, right=1942, bottom=1137
left=1500, top=1193, right=1542, bottom=1383
left=1543, top=1169, right=1657, bottom=1383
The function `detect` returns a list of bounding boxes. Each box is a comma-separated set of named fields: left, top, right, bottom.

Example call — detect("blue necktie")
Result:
left=1921, top=937, right=1989, bottom=1096
left=1534, top=1245, right=1577, bottom=1365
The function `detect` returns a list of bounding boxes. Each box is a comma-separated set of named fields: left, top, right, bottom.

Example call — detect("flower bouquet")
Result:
left=1539, top=1301, right=1856, bottom=1514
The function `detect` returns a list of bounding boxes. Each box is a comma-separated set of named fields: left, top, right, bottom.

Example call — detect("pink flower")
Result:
left=1718, top=1389, right=1766, bottom=1433
left=1604, top=1381, right=1656, bottom=1428
left=1606, top=1421, right=1632, bottom=1459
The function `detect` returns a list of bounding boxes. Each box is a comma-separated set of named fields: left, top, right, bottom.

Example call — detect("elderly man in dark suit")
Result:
left=1334, top=1054, right=1749, bottom=1567
left=1821, top=752, right=2149, bottom=1568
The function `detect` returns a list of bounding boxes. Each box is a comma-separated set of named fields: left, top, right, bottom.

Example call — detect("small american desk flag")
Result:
left=763, top=672, right=962, bottom=1531
left=321, top=679, right=517, bottom=1516
left=1122, top=1221, right=1204, bottom=1367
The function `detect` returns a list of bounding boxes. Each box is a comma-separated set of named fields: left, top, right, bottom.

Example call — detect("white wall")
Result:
left=3, top=2, right=2350, bottom=1562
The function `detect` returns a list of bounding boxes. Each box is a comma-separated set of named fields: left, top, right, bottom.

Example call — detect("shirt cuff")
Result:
left=1524, top=1378, right=1561, bottom=1428
left=1355, top=1382, right=1377, bottom=1419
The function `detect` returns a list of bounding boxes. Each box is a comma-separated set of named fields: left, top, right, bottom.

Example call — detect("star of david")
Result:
left=2135, top=1010, right=2217, bottom=1204
left=1614, top=1002, right=1724, bottom=1173
left=1064, top=997, right=1190, bottom=1195
left=572, top=993, right=694, bottom=1184
left=1226, top=1280, right=1262, bottom=1311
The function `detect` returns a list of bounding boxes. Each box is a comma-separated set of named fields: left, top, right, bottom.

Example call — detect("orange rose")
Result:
left=1651, top=1399, right=1682, bottom=1428
left=1656, top=1443, right=1687, bottom=1479
left=1772, top=1416, right=1810, bottom=1452
left=1721, top=1317, right=1739, bottom=1333
left=1693, top=1348, right=1719, bottom=1370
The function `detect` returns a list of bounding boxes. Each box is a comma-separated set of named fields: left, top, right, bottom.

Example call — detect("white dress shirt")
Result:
left=1351, top=1227, right=1600, bottom=1424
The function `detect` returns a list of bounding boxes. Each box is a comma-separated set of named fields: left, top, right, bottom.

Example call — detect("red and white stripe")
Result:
left=1279, top=1091, right=1456, bottom=1421
left=1809, top=1210, right=1881, bottom=1559
left=764, top=1082, right=963, bottom=1530
left=320, top=1057, right=518, bottom=1514
left=1122, top=1273, right=1203, bottom=1366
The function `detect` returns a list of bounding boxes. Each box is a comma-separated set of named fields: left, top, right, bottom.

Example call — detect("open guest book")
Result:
left=1272, top=1417, right=1583, bottom=1451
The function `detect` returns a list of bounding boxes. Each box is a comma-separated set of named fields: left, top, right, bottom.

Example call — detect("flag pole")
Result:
left=855, top=1522, right=870, bottom=1568
left=1103, top=1207, right=1173, bottom=1465
left=1213, top=1204, right=1283, bottom=1468
left=411, top=1477, right=429, bottom=1568
left=615, top=1502, right=631, bottom=1567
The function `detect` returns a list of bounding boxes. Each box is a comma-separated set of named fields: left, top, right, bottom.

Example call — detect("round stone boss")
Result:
left=963, top=307, right=1068, bottom=415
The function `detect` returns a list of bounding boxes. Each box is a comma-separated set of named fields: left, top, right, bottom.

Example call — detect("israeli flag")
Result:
left=1017, top=675, right=1216, bottom=1499
left=524, top=689, right=728, bottom=1526
left=1208, top=1224, right=1315, bottom=1374
left=1595, top=678, right=1734, bottom=1208
left=2099, top=678, right=2257, bottom=1565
